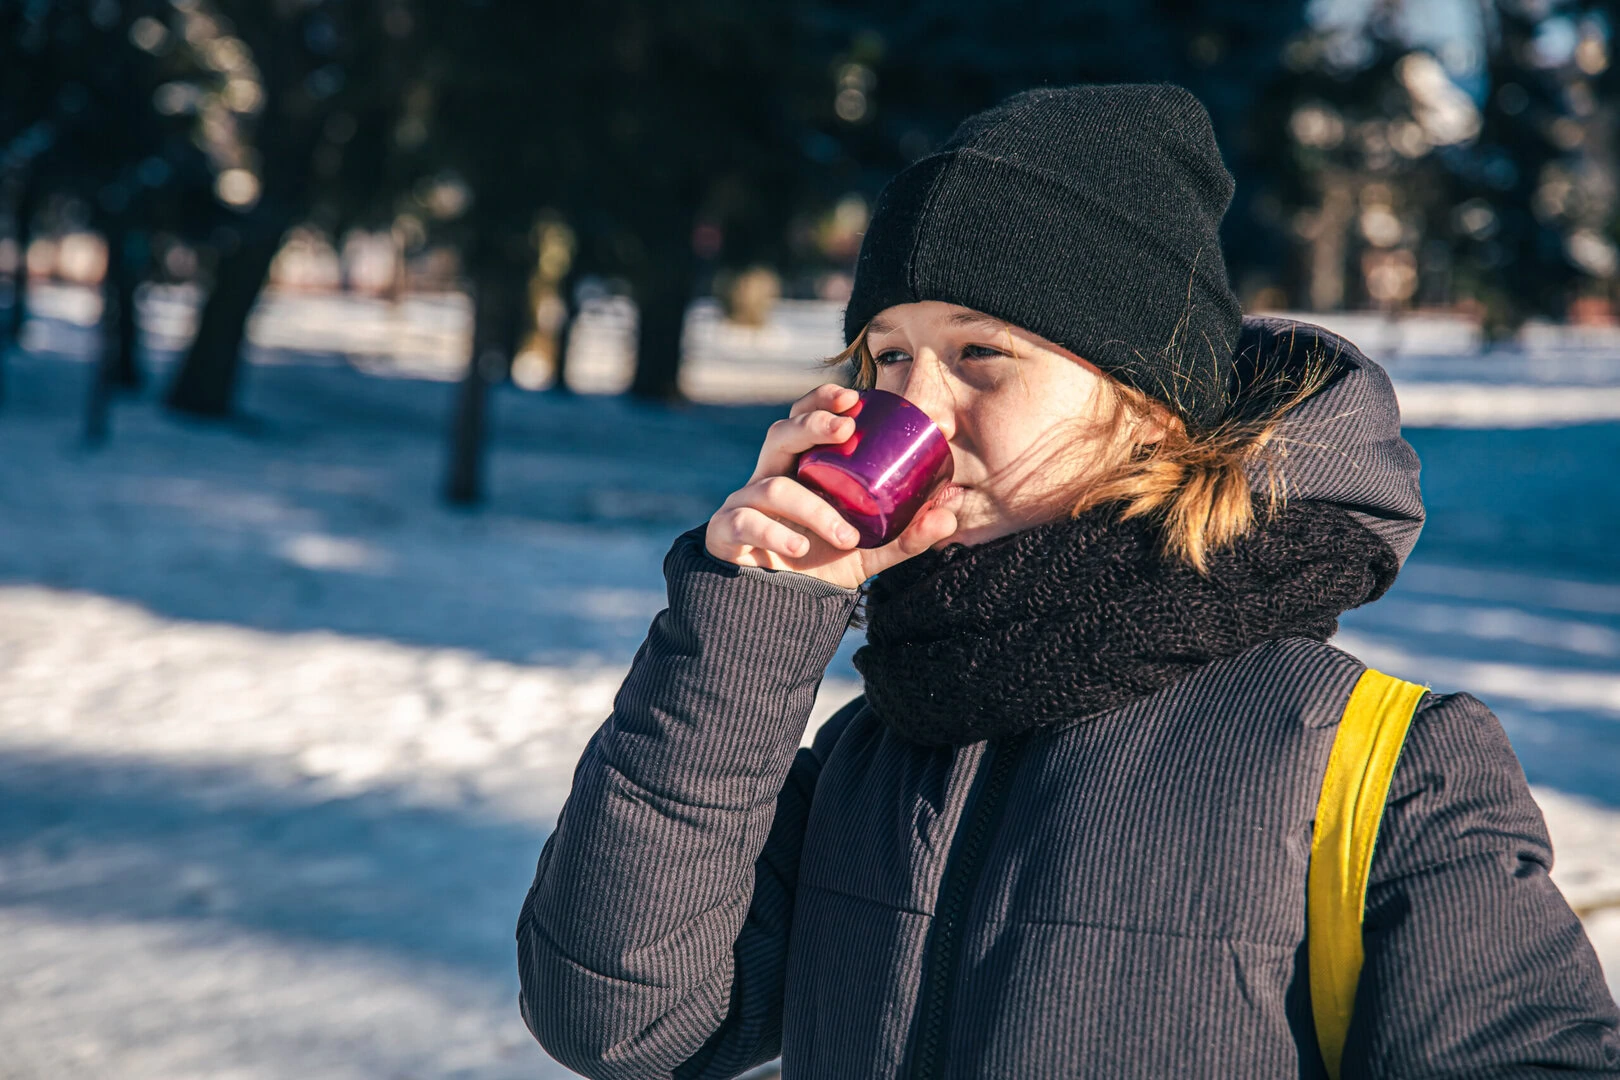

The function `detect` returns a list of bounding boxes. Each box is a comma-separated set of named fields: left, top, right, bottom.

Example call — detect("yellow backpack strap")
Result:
left=1308, top=667, right=1428, bottom=1080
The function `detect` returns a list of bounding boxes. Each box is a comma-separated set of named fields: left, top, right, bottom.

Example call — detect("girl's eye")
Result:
left=872, top=345, right=1002, bottom=366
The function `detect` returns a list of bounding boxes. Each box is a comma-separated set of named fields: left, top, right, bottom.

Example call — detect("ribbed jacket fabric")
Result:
left=517, top=319, right=1620, bottom=1078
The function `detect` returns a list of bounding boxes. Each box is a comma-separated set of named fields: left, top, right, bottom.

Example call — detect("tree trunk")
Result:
left=628, top=219, right=695, bottom=403
left=107, top=225, right=144, bottom=391
left=1, top=171, right=42, bottom=408
left=163, top=220, right=285, bottom=418
left=5, top=174, right=38, bottom=350
left=547, top=266, right=580, bottom=396
left=444, top=255, right=523, bottom=506
left=1308, top=174, right=1354, bottom=313
left=83, top=224, right=143, bottom=446
left=83, top=321, right=115, bottom=447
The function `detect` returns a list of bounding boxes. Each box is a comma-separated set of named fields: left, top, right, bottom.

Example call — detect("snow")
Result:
left=1, top=288, right=1617, bottom=1076
left=1393, top=383, right=1620, bottom=427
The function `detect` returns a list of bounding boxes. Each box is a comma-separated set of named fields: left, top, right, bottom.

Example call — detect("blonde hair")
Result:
left=824, top=322, right=1338, bottom=574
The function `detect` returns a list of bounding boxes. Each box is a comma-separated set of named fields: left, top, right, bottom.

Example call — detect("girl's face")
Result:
left=866, top=301, right=1154, bottom=549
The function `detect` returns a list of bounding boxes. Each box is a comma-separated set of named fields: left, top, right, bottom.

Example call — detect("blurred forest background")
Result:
left=3, top=0, right=1617, bottom=495
left=5, top=4, right=1620, bottom=1076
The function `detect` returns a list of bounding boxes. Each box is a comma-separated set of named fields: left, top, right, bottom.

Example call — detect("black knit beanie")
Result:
left=844, top=83, right=1243, bottom=433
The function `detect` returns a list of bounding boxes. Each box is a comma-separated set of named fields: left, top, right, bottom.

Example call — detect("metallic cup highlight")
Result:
left=795, top=388, right=954, bottom=548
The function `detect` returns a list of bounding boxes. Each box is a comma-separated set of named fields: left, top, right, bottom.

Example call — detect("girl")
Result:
left=517, top=84, right=1619, bottom=1078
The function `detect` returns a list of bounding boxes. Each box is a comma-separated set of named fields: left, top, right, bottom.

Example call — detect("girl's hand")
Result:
left=705, top=384, right=960, bottom=591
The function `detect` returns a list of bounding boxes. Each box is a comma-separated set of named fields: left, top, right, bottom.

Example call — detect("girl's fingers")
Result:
left=863, top=504, right=959, bottom=575
left=788, top=383, right=859, bottom=420
left=752, top=410, right=857, bottom=482
left=707, top=505, right=815, bottom=563
left=723, top=475, right=861, bottom=550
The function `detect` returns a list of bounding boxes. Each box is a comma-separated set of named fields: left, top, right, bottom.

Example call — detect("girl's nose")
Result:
left=896, top=354, right=956, bottom=440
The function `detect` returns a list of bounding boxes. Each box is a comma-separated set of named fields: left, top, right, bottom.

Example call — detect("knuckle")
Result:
left=760, top=474, right=795, bottom=500
left=794, top=384, right=845, bottom=415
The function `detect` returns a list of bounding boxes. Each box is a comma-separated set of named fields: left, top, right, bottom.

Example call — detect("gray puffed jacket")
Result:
left=517, top=318, right=1620, bottom=1078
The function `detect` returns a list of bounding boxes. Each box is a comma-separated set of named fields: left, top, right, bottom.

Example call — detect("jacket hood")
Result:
left=1237, top=315, right=1425, bottom=568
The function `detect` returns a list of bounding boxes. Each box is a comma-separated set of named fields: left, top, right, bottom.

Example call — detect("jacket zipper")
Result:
left=906, top=730, right=1033, bottom=1079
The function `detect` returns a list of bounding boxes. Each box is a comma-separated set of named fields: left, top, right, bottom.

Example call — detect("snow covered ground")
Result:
left=1, top=288, right=1617, bottom=1078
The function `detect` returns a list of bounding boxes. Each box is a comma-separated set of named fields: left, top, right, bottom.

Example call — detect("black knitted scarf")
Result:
left=852, top=500, right=1399, bottom=746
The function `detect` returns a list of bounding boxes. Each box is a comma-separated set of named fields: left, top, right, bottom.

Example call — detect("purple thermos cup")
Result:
left=795, top=388, right=954, bottom=548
